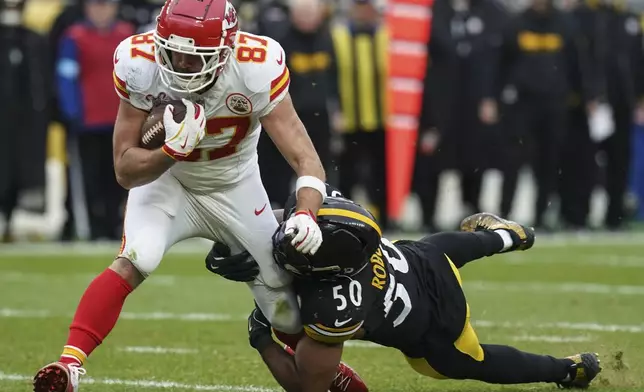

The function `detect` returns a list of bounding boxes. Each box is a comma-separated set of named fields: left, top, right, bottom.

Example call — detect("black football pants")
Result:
left=419, top=231, right=572, bottom=384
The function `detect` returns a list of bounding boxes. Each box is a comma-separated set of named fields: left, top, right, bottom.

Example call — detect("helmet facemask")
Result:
left=153, top=32, right=232, bottom=94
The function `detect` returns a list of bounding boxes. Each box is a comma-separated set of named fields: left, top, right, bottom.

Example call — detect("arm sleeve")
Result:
left=248, top=36, right=291, bottom=118
left=113, top=43, right=131, bottom=102
left=56, top=32, right=83, bottom=123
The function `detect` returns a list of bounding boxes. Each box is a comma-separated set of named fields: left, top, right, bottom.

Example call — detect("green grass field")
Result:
left=1, top=234, right=643, bottom=392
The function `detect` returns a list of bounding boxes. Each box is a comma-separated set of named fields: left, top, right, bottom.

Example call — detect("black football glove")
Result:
left=205, top=242, right=260, bottom=282
left=248, top=304, right=275, bottom=352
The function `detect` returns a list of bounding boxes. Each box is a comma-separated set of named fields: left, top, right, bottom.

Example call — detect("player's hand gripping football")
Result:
left=284, top=210, right=322, bottom=254
left=162, top=98, right=206, bottom=160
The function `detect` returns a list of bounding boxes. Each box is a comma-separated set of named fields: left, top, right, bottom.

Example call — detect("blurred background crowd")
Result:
left=1, top=0, right=644, bottom=243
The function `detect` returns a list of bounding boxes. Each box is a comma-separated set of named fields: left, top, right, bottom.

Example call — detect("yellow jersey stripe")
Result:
left=313, top=322, right=363, bottom=333
left=318, top=208, right=382, bottom=237
left=270, top=68, right=290, bottom=97
left=113, top=71, right=127, bottom=92
left=305, top=321, right=364, bottom=338
left=304, top=327, right=355, bottom=344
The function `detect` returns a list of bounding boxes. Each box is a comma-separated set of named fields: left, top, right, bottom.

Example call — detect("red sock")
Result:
left=60, top=269, right=133, bottom=366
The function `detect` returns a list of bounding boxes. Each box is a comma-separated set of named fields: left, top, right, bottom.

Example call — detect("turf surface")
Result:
left=0, top=235, right=642, bottom=391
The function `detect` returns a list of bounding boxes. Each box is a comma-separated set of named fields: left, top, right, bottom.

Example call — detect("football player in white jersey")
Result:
left=33, top=1, right=327, bottom=391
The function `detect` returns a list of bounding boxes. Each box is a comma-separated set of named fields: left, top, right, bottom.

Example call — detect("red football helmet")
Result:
left=154, top=0, right=239, bottom=93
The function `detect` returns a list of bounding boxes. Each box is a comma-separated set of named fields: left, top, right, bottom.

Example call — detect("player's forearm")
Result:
left=289, top=150, right=325, bottom=215
left=115, top=147, right=175, bottom=189
left=258, top=342, right=304, bottom=392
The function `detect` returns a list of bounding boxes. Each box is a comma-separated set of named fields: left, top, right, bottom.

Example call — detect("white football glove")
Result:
left=284, top=210, right=323, bottom=255
left=162, top=98, right=206, bottom=160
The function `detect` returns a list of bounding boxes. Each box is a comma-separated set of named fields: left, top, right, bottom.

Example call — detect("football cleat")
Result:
left=33, top=362, right=86, bottom=392
left=557, top=353, right=602, bottom=389
left=330, top=362, right=369, bottom=392
left=460, top=212, right=535, bottom=252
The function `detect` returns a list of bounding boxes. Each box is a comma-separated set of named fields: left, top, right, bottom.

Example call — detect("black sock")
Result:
left=428, top=344, right=572, bottom=384
left=420, top=231, right=504, bottom=268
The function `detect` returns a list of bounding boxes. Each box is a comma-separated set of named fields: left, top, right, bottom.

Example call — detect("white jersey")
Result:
left=112, top=31, right=291, bottom=192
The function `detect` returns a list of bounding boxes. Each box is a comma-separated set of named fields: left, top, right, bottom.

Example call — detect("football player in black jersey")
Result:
left=205, top=185, right=602, bottom=392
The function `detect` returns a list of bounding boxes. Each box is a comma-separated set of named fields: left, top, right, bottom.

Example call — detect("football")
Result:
left=140, top=99, right=187, bottom=149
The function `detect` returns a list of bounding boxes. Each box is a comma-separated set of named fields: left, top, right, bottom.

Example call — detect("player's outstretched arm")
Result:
left=294, top=337, right=344, bottom=392
left=258, top=337, right=343, bottom=392
left=113, top=100, right=175, bottom=189
left=260, top=93, right=326, bottom=215
left=250, top=308, right=344, bottom=392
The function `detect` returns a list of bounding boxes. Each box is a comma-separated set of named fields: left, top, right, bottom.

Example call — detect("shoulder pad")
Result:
left=113, top=31, right=158, bottom=111
left=297, top=278, right=368, bottom=344
left=233, top=32, right=290, bottom=117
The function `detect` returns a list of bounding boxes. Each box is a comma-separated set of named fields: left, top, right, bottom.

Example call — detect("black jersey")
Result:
left=295, top=237, right=468, bottom=358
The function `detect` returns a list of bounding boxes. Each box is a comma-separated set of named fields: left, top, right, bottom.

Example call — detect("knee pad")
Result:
left=265, top=298, right=302, bottom=335
left=270, top=315, right=302, bottom=335
left=119, top=242, right=164, bottom=277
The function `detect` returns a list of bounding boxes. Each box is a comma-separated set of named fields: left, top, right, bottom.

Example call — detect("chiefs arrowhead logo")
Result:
left=224, top=5, right=237, bottom=27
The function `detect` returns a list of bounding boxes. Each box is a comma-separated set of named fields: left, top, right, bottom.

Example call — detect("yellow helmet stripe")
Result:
left=317, top=208, right=382, bottom=237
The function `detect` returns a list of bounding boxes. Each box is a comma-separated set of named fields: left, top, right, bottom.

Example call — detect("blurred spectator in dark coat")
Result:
left=496, top=0, right=598, bottom=229
left=414, top=0, right=509, bottom=230
left=256, top=0, right=290, bottom=39
left=333, top=0, right=388, bottom=227
left=563, top=0, right=644, bottom=229
left=0, top=0, right=49, bottom=241
left=258, top=0, right=337, bottom=207
left=120, top=0, right=164, bottom=32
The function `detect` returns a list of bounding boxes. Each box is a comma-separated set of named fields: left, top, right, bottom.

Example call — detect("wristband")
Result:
left=295, top=176, right=326, bottom=202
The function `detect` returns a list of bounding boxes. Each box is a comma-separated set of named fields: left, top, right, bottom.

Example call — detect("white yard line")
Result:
left=2, top=307, right=643, bottom=334
left=120, top=311, right=245, bottom=321
left=0, top=308, right=247, bottom=321
left=0, top=271, right=176, bottom=286
left=119, top=346, right=199, bottom=355
left=474, top=320, right=644, bottom=334
left=0, top=371, right=277, bottom=391
left=4, top=267, right=644, bottom=296
left=465, top=281, right=644, bottom=295
left=344, top=341, right=382, bottom=348
left=510, top=335, right=594, bottom=343
left=501, top=253, right=644, bottom=268
left=1, top=232, right=643, bottom=256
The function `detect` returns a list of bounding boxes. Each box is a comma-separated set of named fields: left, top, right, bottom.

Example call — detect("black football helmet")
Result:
left=273, top=196, right=382, bottom=279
